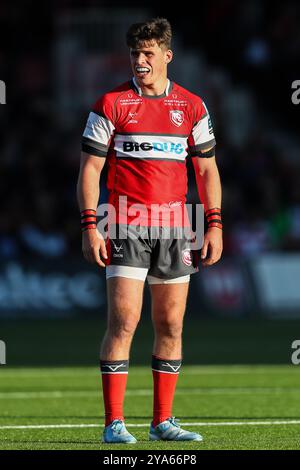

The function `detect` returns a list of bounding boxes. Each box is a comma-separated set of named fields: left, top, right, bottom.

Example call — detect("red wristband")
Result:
left=205, top=207, right=223, bottom=230
left=81, top=209, right=97, bottom=232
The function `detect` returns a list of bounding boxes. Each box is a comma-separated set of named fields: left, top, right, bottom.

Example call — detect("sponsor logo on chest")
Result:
left=114, top=133, right=188, bottom=160
left=123, top=141, right=184, bottom=155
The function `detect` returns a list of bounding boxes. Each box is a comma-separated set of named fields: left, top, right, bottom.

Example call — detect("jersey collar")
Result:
left=131, top=77, right=173, bottom=98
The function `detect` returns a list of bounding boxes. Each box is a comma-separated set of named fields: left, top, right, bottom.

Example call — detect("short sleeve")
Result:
left=188, top=100, right=216, bottom=157
left=81, top=95, right=115, bottom=157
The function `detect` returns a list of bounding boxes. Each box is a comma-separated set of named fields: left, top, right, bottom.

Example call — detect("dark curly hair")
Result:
left=126, top=17, right=172, bottom=50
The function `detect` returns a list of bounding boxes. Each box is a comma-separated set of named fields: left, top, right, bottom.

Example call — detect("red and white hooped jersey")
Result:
left=82, top=78, right=216, bottom=226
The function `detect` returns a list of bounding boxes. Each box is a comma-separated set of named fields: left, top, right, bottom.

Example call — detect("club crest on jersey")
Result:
left=170, top=110, right=184, bottom=127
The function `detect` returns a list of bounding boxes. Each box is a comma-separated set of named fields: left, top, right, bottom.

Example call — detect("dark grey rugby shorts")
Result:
left=105, top=224, right=199, bottom=282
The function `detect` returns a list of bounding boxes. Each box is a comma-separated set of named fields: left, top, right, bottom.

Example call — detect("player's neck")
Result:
left=139, top=77, right=168, bottom=96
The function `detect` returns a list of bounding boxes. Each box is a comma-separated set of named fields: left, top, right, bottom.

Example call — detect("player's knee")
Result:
left=108, top=310, right=140, bottom=338
left=154, top=316, right=183, bottom=339
left=121, top=318, right=140, bottom=337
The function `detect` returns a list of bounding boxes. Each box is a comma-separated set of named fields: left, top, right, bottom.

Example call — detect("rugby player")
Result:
left=77, top=17, right=223, bottom=443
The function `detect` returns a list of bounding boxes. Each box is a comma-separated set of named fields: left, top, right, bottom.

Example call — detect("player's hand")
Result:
left=82, top=229, right=108, bottom=268
left=201, top=227, right=223, bottom=267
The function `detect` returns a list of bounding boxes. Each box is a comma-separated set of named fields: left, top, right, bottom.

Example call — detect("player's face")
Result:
left=130, top=41, right=172, bottom=87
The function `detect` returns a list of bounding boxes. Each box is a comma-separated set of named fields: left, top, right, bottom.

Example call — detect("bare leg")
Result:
left=150, top=282, right=189, bottom=359
left=100, top=277, right=144, bottom=360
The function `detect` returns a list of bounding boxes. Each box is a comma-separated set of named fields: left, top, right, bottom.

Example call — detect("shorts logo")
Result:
left=170, top=110, right=184, bottom=127
left=182, top=249, right=192, bottom=266
left=111, top=240, right=123, bottom=258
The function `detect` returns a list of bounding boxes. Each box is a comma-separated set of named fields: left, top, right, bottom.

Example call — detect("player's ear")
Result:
left=165, top=49, right=173, bottom=64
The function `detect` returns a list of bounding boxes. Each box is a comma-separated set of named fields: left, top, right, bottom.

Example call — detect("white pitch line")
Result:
left=0, top=391, right=98, bottom=399
left=0, top=366, right=296, bottom=378
left=1, top=420, right=300, bottom=430
left=0, top=387, right=300, bottom=400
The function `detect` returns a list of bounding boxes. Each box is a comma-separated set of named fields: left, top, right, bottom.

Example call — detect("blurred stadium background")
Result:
left=0, top=0, right=300, bottom=367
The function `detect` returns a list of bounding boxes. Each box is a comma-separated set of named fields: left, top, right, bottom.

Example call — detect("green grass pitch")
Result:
left=0, top=365, right=300, bottom=450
